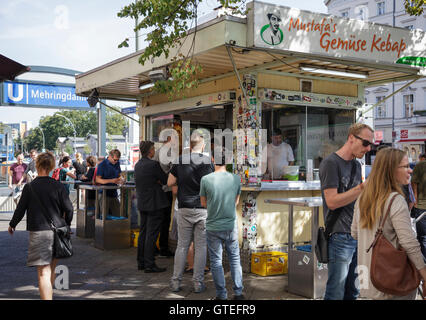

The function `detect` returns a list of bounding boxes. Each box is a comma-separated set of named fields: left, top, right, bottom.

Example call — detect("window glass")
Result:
left=375, top=96, right=386, bottom=118
left=262, top=104, right=306, bottom=167
left=306, top=107, right=354, bottom=169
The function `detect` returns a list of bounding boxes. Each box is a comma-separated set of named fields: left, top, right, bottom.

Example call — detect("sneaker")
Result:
left=193, top=283, right=206, bottom=293
left=170, top=281, right=182, bottom=293
left=233, top=294, right=246, bottom=300
left=211, top=296, right=227, bottom=300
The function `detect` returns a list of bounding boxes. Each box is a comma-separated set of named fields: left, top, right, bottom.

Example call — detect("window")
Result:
left=377, top=2, right=385, bottom=15
left=300, top=80, right=312, bottom=92
left=375, top=96, right=386, bottom=118
left=356, top=6, right=368, bottom=21
left=403, top=94, right=414, bottom=118
left=341, top=11, right=349, bottom=18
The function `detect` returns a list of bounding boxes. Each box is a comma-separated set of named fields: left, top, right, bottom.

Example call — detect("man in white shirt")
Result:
left=266, top=128, right=294, bottom=180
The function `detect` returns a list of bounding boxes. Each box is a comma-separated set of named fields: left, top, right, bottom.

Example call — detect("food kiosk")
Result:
left=75, top=0, right=425, bottom=297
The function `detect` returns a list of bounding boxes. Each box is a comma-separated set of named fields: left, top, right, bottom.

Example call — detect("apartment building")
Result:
left=325, top=0, right=426, bottom=160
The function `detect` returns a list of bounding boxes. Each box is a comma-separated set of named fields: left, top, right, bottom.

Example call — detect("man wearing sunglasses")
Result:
left=96, top=149, right=124, bottom=217
left=319, top=123, right=374, bottom=300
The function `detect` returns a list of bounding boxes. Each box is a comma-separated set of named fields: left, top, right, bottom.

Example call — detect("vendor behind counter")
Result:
left=266, top=128, right=295, bottom=180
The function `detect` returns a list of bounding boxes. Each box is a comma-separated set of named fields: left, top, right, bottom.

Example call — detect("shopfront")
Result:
left=75, top=0, right=425, bottom=284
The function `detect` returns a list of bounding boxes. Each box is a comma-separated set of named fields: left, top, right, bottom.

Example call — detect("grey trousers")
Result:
left=171, top=208, right=207, bottom=286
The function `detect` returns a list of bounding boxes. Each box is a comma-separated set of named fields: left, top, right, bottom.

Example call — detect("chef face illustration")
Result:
left=261, top=11, right=283, bottom=46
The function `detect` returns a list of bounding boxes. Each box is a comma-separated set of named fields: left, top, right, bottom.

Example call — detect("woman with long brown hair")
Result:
left=351, top=148, right=426, bottom=299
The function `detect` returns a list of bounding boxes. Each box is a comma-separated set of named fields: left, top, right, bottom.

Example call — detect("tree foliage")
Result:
left=23, top=109, right=126, bottom=153
left=118, top=0, right=247, bottom=99
left=404, top=0, right=425, bottom=16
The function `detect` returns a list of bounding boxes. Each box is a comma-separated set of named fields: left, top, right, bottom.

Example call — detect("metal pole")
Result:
left=392, top=0, right=396, bottom=147
left=56, top=114, right=77, bottom=154
left=98, top=100, right=107, bottom=158
left=35, top=127, right=45, bottom=151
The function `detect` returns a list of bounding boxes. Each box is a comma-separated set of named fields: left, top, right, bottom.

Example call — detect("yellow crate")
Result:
left=251, top=251, right=288, bottom=276
left=130, top=229, right=160, bottom=248
left=130, top=229, right=139, bottom=247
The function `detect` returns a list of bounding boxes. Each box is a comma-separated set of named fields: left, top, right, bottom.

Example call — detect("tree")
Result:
left=404, top=0, right=425, bottom=16
left=106, top=107, right=127, bottom=136
left=118, top=0, right=247, bottom=99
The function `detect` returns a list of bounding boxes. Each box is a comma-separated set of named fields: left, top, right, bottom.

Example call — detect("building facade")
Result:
left=325, top=0, right=426, bottom=160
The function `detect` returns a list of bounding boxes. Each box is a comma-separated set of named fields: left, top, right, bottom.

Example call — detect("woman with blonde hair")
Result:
left=351, top=147, right=426, bottom=299
left=73, top=152, right=87, bottom=181
left=8, top=151, right=73, bottom=300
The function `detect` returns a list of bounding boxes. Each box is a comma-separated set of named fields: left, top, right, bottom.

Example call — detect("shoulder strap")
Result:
left=27, top=183, right=56, bottom=230
left=378, top=193, right=399, bottom=230
left=366, top=193, right=399, bottom=253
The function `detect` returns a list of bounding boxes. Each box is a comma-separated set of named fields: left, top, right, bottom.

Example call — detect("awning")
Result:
left=0, top=54, right=31, bottom=81
left=75, top=4, right=425, bottom=101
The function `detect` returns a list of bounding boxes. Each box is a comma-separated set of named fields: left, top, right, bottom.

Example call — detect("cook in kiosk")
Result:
left=266, top=128, right=295, bottom=180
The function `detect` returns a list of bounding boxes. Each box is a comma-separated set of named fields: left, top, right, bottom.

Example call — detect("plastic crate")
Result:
left=130, top=229, right=139, bottom=247
left=251, top=251, right=288, bottom=276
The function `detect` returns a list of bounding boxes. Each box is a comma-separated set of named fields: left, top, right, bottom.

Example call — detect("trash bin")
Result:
left=94, top=185, right=134, bottom=250
left=76, top=184, right=96, bottom=238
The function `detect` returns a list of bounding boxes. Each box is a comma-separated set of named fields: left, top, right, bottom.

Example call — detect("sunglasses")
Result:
left=353, top=134, right=373, bottom=147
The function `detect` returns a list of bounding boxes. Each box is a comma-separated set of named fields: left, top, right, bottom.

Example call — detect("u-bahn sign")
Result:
left=1, top=80, right=91, bottom=110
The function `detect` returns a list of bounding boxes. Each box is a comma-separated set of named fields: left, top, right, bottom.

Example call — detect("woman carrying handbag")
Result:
left=8, top=151, right=74, bottom=300
left=351, top=147, right=426, bottom=300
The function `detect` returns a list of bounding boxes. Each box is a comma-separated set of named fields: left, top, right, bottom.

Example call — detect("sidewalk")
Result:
left=0, top=212, right=307, bottom=300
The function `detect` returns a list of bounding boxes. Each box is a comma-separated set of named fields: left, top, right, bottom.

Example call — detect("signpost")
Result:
left=2, top=80, right=91, bottom=110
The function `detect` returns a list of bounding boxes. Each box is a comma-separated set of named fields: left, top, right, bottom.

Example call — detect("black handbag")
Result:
left=28, top=183, right=73, bottom=259
left=315, top=159, right=357, bottom=264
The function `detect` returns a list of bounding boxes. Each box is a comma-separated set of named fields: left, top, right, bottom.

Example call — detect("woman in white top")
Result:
left=351, top=147, right=426, bottom=299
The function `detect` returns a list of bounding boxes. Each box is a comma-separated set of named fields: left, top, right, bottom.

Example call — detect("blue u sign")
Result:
left=3, top=81, right=91, bottom=109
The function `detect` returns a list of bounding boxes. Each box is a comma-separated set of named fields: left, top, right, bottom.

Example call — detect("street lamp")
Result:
left=56, top=114, right=77, bottom=154
left=34, top=127, right=45, bottom=152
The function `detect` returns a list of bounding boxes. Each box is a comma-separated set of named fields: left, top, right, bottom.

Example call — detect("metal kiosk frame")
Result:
left=264, top=197, right=327, bottom=299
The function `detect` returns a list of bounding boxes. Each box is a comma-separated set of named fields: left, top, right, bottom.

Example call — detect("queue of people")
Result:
left=134, top=131, right=245, bottom=300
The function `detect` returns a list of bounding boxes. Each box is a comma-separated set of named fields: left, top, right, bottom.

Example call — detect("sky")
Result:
left=0, top=0, right=327, bottom=126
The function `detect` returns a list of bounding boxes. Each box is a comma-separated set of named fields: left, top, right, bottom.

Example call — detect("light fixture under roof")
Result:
left=300, top=64, right=368, bottom=79
left=139, top=82, right=155, bottom=90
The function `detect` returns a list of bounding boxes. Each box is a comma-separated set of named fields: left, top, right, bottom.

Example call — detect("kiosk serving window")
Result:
left=262, top=103, right=355, bottom=172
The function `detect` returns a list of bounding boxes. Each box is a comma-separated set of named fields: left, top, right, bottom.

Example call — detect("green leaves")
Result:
left=118, top=0, right=248, bottom=97
left=404, top=0, right=425, bottom=16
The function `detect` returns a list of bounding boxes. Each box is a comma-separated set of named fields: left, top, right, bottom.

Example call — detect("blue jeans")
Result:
left=206, top=225, right=243, bottom=299
left=324, top=232, right=360, bottom=300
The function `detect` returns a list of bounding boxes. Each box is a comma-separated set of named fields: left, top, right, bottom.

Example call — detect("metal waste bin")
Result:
left=265, top=197, right=327, bottom=299
left=94, top=184, right=134, bottom=250
left=76, top=183, right=96, bottom=238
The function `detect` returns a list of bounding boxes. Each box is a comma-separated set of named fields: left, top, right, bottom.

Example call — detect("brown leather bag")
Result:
left=366, top=194, right=421, bottom=296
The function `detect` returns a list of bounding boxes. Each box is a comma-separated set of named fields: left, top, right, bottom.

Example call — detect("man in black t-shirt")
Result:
left=319, top=123, right=373, bottom=300
left=167, top=132, right=214, bottom=294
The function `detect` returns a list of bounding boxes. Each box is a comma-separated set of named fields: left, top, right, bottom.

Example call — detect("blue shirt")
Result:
left=96, top=158, right=121, bottom=197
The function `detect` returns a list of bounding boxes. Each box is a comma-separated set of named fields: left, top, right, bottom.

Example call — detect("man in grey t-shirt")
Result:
left=319, top=123, right=373, bottom=300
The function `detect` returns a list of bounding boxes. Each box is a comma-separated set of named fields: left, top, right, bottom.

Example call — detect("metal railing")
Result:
left=0, top=191, right=16, bottom=213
